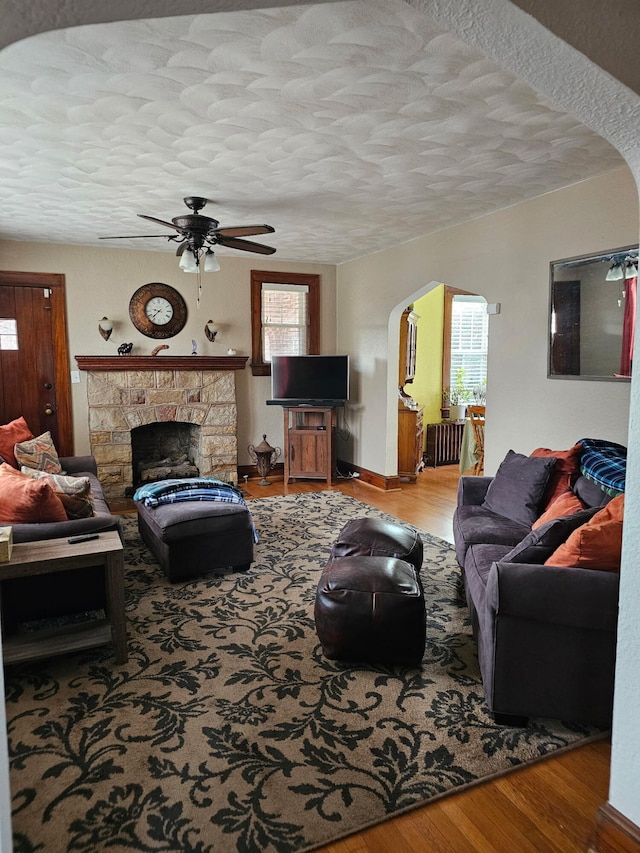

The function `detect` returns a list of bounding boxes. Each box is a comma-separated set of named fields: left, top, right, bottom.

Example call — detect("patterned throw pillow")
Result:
left=20, top=468, right=94, bottom=519
left=14, top=431, right=64, bottom=474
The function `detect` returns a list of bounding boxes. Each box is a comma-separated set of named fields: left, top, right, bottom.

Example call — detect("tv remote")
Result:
left=68, top=533, right=100, bottom=544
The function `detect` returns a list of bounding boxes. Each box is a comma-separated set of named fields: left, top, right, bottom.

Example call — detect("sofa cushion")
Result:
left=453, top=504, right=530, bottom=566
left=482, top=450, right=557, bottom=526
left=464, top=543, right=515, bottom=588
left=0, top=463, right=67, bottom=523
left=545, top=494, right=624, bottom=572
left=14, top=431, right=64, bottom=474
left=531, top=443, right=583, bottom=509
left=20, top=468, right=94, bottom=519
left=0, top=416, right=34, bottom=469
left=573, top=474, right=614, bottom=509
left=532, top=490, right=586, bottom=529
left=503, top=508, right=598, bottom=564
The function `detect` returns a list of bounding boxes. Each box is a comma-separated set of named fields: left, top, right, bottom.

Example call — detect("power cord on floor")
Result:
left=336, top=466, right=360, bottom=480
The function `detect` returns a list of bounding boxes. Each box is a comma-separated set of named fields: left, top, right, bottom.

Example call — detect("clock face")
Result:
left=129, top=283, right=188, bottom=339
left=145, top=296, right=174, bottom=325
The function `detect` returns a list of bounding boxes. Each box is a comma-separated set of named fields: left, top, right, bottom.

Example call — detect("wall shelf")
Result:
left=75, top=356, right=248, bottom=371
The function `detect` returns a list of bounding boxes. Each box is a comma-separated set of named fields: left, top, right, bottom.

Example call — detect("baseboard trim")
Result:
left=238, top=462, right=401, bottom=491
left=346, top=463, right=401, bottom=491
left=592, top=802, right=640, bottom=852
left=238, top=463, right=284, bottom=481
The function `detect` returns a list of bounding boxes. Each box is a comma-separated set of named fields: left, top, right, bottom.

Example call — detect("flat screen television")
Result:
left=268, top=355, right=349, bottom=406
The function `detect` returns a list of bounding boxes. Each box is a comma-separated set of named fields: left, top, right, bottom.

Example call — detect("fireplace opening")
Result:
left=130, top=421, right=200, bottom=491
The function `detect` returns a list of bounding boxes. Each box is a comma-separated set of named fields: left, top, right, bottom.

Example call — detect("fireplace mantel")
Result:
left=75, top=355, right=248, bottom=371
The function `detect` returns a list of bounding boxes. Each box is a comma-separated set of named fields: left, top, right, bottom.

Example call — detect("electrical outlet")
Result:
left=71, top=370, right=80, bottom=384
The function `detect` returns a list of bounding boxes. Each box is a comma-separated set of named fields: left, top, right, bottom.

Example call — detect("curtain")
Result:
left=620, top=276, right=637, bottom=377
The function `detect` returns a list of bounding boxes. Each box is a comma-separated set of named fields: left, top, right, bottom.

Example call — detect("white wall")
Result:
left=0, top=240, right=336, bottom=466
left=337, top=165, right=637, bottom=477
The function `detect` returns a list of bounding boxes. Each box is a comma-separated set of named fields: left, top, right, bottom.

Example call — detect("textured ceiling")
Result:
left=0, top=0, right=623, bottom=264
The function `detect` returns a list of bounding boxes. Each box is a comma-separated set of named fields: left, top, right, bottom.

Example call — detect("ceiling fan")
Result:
left=100, top=196, right=276, bottom=266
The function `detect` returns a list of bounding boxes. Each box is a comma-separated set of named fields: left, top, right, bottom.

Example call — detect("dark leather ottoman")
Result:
left=329, top=517, right=423, bottom=577
left=314, top=556, right=426, bottom=665
left=137, top=499, right=254, bottom=582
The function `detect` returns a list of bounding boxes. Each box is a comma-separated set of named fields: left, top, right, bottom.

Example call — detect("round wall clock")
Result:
left=129, top=282, right=188, bottom=339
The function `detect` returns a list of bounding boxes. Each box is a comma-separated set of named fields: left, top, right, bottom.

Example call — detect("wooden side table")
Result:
left=0, top=531, right=127, bottom=665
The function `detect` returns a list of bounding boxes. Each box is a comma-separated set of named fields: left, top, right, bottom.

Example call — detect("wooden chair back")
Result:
left=467, top=405, right=486, bottom=474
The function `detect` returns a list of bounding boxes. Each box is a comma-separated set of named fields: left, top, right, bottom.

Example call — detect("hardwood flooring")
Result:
left=114, top=465, right=610, bottom=852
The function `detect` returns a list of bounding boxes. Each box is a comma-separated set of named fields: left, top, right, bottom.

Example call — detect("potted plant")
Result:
left=449, top=368, right=472, bottom=421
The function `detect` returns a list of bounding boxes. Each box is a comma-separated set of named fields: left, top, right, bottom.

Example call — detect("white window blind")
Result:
left=450, top=296, right=488, bottom=389
left=261, top=283, right=309, bottom=362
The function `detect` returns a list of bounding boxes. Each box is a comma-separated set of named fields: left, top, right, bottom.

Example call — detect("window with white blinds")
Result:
left=261, top=283, right=309, bottom=362
left=450, top=295, right=488, bottom=390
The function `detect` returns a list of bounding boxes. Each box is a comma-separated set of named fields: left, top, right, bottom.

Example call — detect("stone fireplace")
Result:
left=76, top=356, right=247, bottom=500
left=131, top=421, right=200, bottom=489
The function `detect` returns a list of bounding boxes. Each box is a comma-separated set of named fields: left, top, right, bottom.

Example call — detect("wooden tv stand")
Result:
left=282, top=406, right=338, bottom=486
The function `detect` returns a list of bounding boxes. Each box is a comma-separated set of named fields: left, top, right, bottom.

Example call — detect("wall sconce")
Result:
left=98, top=317, right=113, bottom=341
left=204, top=320, right=221, bottom=342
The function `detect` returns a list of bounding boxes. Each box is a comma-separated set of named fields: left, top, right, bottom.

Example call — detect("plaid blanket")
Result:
left=133, top=478, right=259, bottom=542
left=578, top=438, right=627, bottom=496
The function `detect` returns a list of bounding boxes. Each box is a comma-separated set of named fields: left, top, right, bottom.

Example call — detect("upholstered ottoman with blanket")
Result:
left=134, top=478, right=256, bottom=581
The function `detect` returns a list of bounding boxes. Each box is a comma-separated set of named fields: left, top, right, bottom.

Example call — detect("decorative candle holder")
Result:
left=248, top=434, right=281, bottom=485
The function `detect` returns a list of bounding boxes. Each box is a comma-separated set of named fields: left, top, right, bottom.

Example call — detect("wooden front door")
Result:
left=0, top=271, right=73, bottom=456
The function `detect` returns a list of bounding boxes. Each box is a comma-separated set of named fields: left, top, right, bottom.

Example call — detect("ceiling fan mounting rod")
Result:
left=183, top=196, right=208, bottom=214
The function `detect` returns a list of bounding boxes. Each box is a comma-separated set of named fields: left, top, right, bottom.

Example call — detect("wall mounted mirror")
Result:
left=549, top=244, right=638, bottom=380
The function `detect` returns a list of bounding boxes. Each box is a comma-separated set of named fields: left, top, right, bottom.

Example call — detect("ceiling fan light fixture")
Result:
left=624, top=260, right=638, bottom=279
left=204, top=249, right=221, bottom=272
left=179, top=248, right=198, bottom=273
left=606, top=262, right=624, bottom=281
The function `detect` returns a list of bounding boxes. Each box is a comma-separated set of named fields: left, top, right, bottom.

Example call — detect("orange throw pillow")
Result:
left=0, top=463, right=67, bottom=523
left=532, top=490, right=586, bottom=529
left=531, top=443, right=583, bottom=509
left=0, top=416, right=34, bottom=469
left=544, top=494, right=624, bottom=572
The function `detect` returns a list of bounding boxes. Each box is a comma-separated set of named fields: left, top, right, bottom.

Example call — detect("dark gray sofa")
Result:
left=453, top=472, right=619, bottom=727
left=2, top=455, right=123, bottom=630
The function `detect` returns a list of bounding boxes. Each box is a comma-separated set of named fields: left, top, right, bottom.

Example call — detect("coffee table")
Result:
left=0, top=531, right=127, bottom=665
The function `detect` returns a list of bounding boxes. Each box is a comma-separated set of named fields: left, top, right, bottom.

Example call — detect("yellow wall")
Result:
left=409, top=286, right=445, bottom=430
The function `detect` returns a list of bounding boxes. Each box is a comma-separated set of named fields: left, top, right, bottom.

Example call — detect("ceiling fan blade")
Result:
left=99, top=234, right=173, bottom=239
left=138, top=214, right=182, bottom=231
left=216, top=236, right=276, bottom=255
left=215, top=224, right=275, bottom=238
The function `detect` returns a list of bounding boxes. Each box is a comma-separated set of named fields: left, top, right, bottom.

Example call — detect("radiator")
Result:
left=424, top=422, right=465, bottom=467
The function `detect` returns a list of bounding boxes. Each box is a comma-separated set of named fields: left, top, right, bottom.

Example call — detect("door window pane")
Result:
left=0, top=318, right=18, bottom=350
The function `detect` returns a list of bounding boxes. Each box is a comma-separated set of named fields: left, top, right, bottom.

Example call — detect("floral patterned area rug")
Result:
left=5, top=491, right=603, bottom=853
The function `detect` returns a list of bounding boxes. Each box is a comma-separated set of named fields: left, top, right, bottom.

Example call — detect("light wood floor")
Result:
left=114, top=466, right=610, bottom=852
left=242, top=466, right=610, bottom=853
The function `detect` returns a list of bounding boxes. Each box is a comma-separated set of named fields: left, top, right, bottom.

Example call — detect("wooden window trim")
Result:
left=250, top=270, right=320, bottom=376
left=441, top=284, right=475, bottom=393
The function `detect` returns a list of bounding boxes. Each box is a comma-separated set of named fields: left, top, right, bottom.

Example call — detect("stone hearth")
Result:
left=76, top=357, right=246, bottom=500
